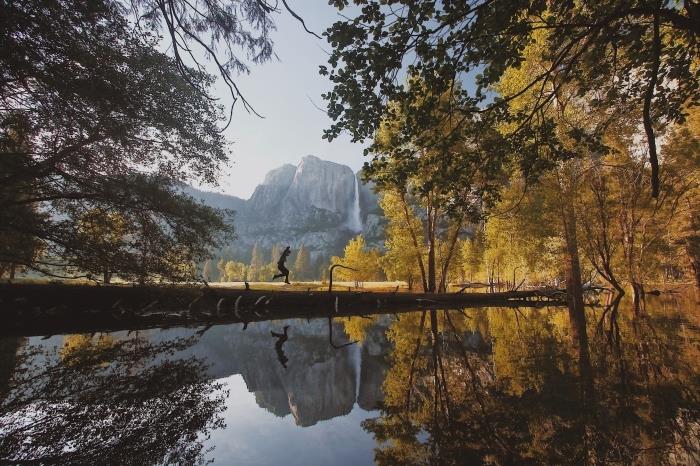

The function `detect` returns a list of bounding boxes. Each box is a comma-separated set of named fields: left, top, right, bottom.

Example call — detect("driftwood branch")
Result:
left=328, top=264, right=358, bottom=292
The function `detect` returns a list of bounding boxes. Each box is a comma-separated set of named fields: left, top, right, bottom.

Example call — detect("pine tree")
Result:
left=249, top=242, right=266, bottom=282
left=294, top=244, right=311, bottom=280
left=461, top=229, right=486, bottom=283
left=318, top=258, right=329, bottom=283
left=270, top=244, right=282, bottom=265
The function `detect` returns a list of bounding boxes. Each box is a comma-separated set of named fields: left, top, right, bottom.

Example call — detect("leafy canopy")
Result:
left=323, top=0, right=700, bottom=196
left=0, top=0, right=249, bottom=281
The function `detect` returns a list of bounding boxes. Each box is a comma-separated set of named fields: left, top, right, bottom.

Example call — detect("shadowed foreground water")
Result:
left=1, top=291, right=699, bottom=465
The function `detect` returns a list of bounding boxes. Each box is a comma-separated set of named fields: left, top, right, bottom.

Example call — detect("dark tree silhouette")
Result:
left=0, top=0, right=316, bottom=281
left=0, top=334, right=227, bottom=464
left=0, top=1, right=238, bottom=281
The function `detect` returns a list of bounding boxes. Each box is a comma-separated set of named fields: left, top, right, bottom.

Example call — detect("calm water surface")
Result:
left=1, top=292, right=699, bottom=465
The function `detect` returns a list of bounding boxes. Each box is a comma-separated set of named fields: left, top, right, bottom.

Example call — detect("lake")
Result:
left=1, top=291, right=699, bottom=465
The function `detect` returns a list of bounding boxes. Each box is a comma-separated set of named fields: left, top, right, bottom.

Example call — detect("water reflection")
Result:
left=172, top=318, right=386, bottom=426
left=0, top=292, right=699, bottom=465
left=365, top=294, right=700, bottom=465
left=0, top=334, right=226, bottom=464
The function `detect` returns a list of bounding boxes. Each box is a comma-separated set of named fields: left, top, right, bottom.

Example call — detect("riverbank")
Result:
left=0, top=282, right=566, bottom=337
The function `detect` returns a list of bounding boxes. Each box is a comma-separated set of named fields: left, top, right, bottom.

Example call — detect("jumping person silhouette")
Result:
left=272, top=246, right=292, bottom=284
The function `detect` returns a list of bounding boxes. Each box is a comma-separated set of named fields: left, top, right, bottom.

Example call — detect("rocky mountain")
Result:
left=19, top=317, right=392, bottom=428
left=141, top=317, right=392, bottom=426
left=186, top=155, right=385, bottom=265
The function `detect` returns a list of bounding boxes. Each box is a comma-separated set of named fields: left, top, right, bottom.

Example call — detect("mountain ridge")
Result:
left=185, top=155, right=385, bottom=266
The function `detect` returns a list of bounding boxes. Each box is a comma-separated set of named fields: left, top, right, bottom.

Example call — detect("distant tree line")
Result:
left=200, top=243, right=323, bottom=283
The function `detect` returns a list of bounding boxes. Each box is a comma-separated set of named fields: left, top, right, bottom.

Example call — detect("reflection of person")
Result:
left=272, top=246, right=292, bottom=284
left=271, top=325, right=290, bottom=368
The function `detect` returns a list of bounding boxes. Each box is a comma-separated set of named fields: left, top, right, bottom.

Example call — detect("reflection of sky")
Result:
left=18, top=330, right=379, bottom=466
left=205, top=374, right=377, bottom=466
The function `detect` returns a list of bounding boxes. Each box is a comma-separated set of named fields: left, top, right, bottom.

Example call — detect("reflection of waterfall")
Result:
left=346, top=175, right=363, bottom=232
left=353, top=344, right=361, bottom=405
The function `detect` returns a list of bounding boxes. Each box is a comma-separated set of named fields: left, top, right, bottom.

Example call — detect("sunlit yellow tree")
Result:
left=665, top=109, right=700, bottom=296
left=369, top=80, right=508, bottom=292
left=331, top=235, right=383, bottom=287
left=379, top=191, right=425, bottom=290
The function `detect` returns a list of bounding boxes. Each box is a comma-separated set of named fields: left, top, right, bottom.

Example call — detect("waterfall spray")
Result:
left=354, top=343, right=361, bottom=404
left=347, top=175, right=363, bottom=233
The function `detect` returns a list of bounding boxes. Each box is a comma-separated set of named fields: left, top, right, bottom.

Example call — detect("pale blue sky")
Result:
left=200, top=2, right=366, bottom=199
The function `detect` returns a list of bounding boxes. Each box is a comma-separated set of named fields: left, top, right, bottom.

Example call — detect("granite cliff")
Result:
left=186, top=155, right=385, bottom=264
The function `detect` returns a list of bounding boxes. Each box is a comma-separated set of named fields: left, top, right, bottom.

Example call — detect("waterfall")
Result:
left=347, top=175, right=363, bottom=233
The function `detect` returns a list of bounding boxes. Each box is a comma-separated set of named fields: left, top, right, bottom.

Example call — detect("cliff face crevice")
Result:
left=285, top=155, right=356, bottom=216
left=246, top=164, right=297, bottom=220
left=187, top=156, right=386, bottom=262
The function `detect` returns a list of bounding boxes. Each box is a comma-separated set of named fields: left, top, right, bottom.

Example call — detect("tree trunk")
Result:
left=426, top=207, right=436, bottom=293
left=103, top=270, right=111, bottom=284
left=9, top=265, right=16, bottom=280
left=605, top=264, right=625, bottom=295
left=685, top=239, right=700, bottom=301
left=631, top=281, right=645, bottom=311
left=562, top=199, right=593, bottom=392
left=400, top=192, right=428, bottom=291
left=643, top=7, right=662, bottom=198
left=626, top=239, right=644, bottom=311
left=438, top=221, right=462, bottom=293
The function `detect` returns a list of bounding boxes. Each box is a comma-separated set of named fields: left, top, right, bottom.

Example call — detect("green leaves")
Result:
left=321, top=0, right=700, bottom=197
left=0, top=0, right=237, bottom=281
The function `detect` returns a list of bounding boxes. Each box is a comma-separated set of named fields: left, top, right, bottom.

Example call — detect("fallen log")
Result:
left=0, top=283, right=566, bottom=337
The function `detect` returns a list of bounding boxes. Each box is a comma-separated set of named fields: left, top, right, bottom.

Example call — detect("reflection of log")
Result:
left=0, top=283, right=567, bottom=337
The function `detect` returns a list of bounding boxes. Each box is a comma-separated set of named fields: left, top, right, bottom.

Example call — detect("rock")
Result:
left=185, top=156, right=387, bottom=264
left=182, top=185, right=246, bottom=213
left=358, top=173, right=381, bottom=218
left=363, top=214, right=386, bottom=248
left=284, top=155, right=355, bottom=216
left=245, top=164, right=296, bottom=220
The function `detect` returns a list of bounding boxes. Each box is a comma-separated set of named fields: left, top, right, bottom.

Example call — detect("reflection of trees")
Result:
left=0, top=337, right=22, bottom=400
left=366, top=298, right=700, bottom=465
left=0, top=334, right=227, bottom=464
left=588, top=295, right=700, bottom=464
left=342, top=315, right=378, bottom=343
